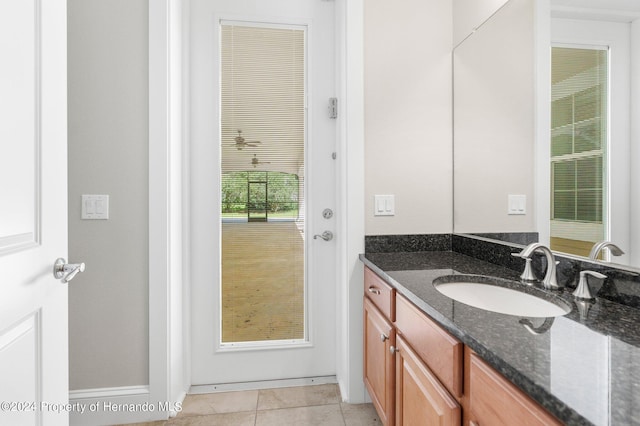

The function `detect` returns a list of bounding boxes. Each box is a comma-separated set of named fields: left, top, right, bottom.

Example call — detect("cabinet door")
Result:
left=396, top=336, right=461, bottom=426
left=468, top=351, right=562, bottom=426
left=364, top=297, right=395, bottom=426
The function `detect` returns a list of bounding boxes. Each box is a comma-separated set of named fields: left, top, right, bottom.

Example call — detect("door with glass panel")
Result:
left=190, top=0, right=336, bottom=385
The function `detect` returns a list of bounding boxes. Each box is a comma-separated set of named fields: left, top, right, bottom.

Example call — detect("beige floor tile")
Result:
left=257, top=384, right=340, bottom=410
left=167, top=411, right=256, bottom=426
left=340, top=403, right=381, bottom=425
left=256, top=404, right=345, bottom=426
left=114, top=422, right=166, bottom=426
left=178, top=390, right=258, bottom=417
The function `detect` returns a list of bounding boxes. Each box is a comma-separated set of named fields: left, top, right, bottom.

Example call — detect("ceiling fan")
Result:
left=233, top=130, right=261, bottom=150
left=251, top=154, right=271, bottom=168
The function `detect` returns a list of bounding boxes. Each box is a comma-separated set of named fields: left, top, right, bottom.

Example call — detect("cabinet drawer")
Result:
left=469, top=352, right=562, bottom=426
left=395, top=294, right=462, bottom=398
left=364, top=267, right=396, bottom=321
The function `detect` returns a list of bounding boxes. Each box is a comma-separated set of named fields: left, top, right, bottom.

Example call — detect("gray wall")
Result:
left=68, top=0, right=149, bottom=390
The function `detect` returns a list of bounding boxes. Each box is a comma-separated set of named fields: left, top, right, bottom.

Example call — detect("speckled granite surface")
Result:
left=360, top=250, right=640, bottom=426
left=451, top=233, right=640, bottom=310
left=364, top=234, right=451, bottom=253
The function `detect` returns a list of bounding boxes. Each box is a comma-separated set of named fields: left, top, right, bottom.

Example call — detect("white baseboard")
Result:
left=189, top=375, right=338, bottom=394
left=69, top=385, right=181, bottom=426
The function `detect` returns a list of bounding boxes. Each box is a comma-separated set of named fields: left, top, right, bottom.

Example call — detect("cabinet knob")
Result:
left=390, top=346, right=399, bottom=354
left=368, top=286, right=381, bottom=295
left=380, top=334, right=388, bottom=342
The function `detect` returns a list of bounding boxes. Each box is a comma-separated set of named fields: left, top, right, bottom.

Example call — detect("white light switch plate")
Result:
left=374, top=195, right=395, bottom=216
left=82, top=195, right=109, bottom=219
left=508, top=194, right=526, bottom=215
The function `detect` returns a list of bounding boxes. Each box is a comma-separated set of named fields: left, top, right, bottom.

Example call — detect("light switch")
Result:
left=82, top=195, right=109, bottom=220
left=86, top=199, right=96, bottom=214
left=374, top=195, right=395, bottom=216
left=508, top=194, right=526, bottom=215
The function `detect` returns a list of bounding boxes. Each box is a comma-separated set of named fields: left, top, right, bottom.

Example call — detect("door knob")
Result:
left=53, top=258, right=85, bottom=283
left=313, top=231, right=333, bottom=241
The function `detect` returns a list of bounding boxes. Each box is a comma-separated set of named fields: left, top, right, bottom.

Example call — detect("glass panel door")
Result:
left=220, top=23, right=306, bottom=346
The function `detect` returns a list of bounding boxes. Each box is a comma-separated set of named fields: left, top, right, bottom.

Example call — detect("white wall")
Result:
left=68, top=0, right=149, bottom=390
left=453, top=0, right=537, bottom=234
left=364, top=0, right=453, bottom=236
left=630, top=19, right=640, bottom=266
left=453, top=0, right=510, bottom=46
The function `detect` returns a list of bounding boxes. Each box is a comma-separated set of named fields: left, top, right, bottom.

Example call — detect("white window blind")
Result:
left=220, top=24, right=305, bottom=176
left=219, top=23, right=307, bottom=344
left=550, top=46, right=607, bottom=254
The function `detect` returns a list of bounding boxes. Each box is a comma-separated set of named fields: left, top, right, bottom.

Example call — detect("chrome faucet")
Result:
left=516, top=243, right=561, bottom=290
left=589, top=241, right=624, bottom=261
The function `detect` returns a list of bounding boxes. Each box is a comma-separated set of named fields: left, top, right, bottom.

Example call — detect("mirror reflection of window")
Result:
left=550, top=47, right=608, bottom=258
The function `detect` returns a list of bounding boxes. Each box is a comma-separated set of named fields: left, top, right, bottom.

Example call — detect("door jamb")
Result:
left=149, top=0, right=189, bottom=417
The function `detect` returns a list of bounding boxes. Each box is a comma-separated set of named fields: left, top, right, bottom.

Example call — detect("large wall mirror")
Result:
left=453, top=0, right=640, bottom=269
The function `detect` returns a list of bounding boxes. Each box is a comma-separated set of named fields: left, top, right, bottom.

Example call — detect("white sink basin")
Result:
left=433, top=276, right=571, bottom=318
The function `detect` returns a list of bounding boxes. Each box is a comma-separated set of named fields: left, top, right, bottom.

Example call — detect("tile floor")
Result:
left=119, top=384, right=380, bottom=426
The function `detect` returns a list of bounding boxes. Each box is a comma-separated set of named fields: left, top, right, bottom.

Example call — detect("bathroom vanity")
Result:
left=361, top=239, right=640, bottom=425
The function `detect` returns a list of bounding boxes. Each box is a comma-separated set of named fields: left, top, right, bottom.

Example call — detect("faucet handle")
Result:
left=511, top=252, right=536, bottom=282
left=573, top=270, right=607, bottom=301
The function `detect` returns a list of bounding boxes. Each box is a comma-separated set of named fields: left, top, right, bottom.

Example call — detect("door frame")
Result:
left=147, top=0, right=367, bottom=411
left=148, top=0, right=190, bottom=420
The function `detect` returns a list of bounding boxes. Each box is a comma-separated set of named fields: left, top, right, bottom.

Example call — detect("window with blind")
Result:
left=550, top=47, right=607, bottom=257
left=219, top=23, right=307, bottom=345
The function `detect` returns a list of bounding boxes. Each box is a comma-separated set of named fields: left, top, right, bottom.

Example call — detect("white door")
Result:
left=0, top=1, right=69, bottom=425
left=190, top=0, right=337, bottom=385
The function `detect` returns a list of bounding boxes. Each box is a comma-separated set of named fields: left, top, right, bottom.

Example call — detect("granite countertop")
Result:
left=360, top=251, right=640, bottom=426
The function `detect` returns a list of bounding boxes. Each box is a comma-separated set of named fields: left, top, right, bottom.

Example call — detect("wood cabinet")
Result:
left=395, top=294, right=463, bottom=398
left=466, top=350, right=562, bottom=426
left=363, top=266, right=564, bottom=426
left=395, top=335, right=461, bottom=425
left=364, top=296, right=395, bottom=425
left=364, top=267, right=461, bottom=426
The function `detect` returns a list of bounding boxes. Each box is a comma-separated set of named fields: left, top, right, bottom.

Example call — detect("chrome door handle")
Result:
left=313, top=231, right=333, bottom=241
left=53, top=258, right=86, bottom=283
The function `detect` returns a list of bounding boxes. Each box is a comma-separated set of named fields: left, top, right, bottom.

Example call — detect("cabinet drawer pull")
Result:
left=470, top=422, right=479, bottom=426
left=380, top=333, right=388, bottom=342
left=390, top=346, right=399, bottom=354
left=368, top=286, right=381, bottom=295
